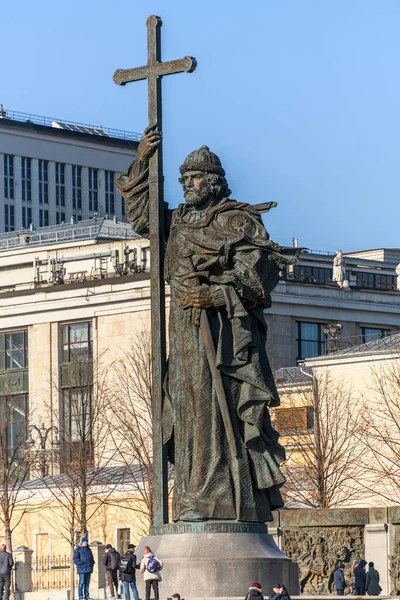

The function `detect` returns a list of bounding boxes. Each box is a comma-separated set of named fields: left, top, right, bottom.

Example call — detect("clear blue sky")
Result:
left=2, top=1, right=399, bottom=251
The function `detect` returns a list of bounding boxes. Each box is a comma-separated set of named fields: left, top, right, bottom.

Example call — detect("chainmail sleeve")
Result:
left=116, top=156, right=171, bottom=240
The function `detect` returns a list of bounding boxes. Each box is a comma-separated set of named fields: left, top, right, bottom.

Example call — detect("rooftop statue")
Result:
left=333, top=249, right=346, bottom=288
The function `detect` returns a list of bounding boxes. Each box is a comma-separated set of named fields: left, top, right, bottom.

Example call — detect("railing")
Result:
left=32, top=555, right=74, bottom=591
left=0, top=107, right=141, bottom=142
left=0, top=220, right=135, bottom=251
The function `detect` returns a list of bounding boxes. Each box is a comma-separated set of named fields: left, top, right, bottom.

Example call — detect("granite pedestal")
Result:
left=136, top=522, right=299, bottom=598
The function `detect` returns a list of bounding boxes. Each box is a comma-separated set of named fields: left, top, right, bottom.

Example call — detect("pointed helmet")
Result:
left=179, top=145, right=225, bottom=176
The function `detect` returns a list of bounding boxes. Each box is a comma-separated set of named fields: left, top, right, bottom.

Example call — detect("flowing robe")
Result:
left=117, top=157, right=298, bottom=522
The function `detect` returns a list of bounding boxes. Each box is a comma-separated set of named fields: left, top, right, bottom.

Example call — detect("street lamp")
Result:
left=25, top=424, right=60, bottom=477
left=323, top=323, right=343, bottom=352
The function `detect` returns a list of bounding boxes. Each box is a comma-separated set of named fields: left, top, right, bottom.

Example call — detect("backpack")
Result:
left=146, top=556, right=160, bottom=573
left=110, top=550, right=120, bottom=571
left=120, top=554, right=133, bottom=574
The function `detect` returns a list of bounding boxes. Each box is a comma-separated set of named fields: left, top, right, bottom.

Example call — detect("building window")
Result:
left=118, top=528, right=130, bottom=554
left=21, top=157, right=32, bottom=202
left=22, top=207, right=32, bottom=229
left=35, top=532, right=50, bottom=557
left=0, top=330, right=28, bottom=370
left=61, top=322, right=93, bottom=464
left=55, top=163, right=65, bottom=207
left=56, top=212, right=66, bottom=225
left=296, top=322, right=326, bottom=361
left=105, top=171, right=115, bottom=215
left=293, top=265, right=332, bottom=286
left=355, top=271, right=396, bottom=291
left=63, top=386, right=93, bottom=464
left=39, top=209, right=49, bottom=228
left=88, top=169, right=98, bottom=212
left=360, top=327, right=391, bottom=344
left=4, top=155, right=14, bottom=199
left=61, top=322, right=92, bottom=363
left=0, top=330, right=28, bottom=460
left=121, top=195, right=125, bottom=217
left=39, top=160, right=49, bottom=204
left=275, top=406, right=314, bottom=434
left=3, top=394, right=28, bottom=458
left=72, top=166, right=82, bottom=210
left=4, top=205, right=15, bottom=233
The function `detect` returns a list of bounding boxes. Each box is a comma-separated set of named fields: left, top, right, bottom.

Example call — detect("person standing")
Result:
left=0, top=544, right=13, bottom=600
left=334, top=564, right=346, bottom=596
left=73, top=537, right=95, bottom=600
left=140, top=545, right=163, bottom=600
left=104, top=543, right=121, bottom=600
left=354, top=559, right=367, bottom=595
left=119, top=543, right=140, bottom=600
left=366, top=562, right=381, bottom=596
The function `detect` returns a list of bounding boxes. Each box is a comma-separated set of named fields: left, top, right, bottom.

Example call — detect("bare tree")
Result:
left=38, top=353, right=122, bottom=600
left=359, top=358, right=400, bottom=503
left=0, top=394, right=33, bottom=551
left=106, top=331, right=156, bottom=534
left=278, top=370, right=365, bottom=509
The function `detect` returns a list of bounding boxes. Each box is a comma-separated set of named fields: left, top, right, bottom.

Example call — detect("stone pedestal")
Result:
left=14, top=546, right=34, bottom=598
left=364, top=523, right=388, bottom=595
left=136, top=522, right=299, bottom=599
left=89, top=542, right=106, bottom=599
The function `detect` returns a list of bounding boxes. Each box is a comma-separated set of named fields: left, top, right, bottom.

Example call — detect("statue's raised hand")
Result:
left=138, top=123, right=162, bottom=161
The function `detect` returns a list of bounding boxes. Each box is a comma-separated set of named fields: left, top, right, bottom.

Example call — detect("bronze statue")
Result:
left=117, top=124, right=299, bottom=523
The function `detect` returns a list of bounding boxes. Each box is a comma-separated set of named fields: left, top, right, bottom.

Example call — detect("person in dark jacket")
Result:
left=120, top=544, right=140, bottom=600
left=334, top=564, right=346, bottom=596
left=354, top=559, right=367, bottom=595
left=104, top=543, right=121, bottom=600
left=0, top=544, right=13, bottom=600
left=245, top=582, right=263, bottom=600
left=366, top=562, right=381, bottom=596
left=73, top=537, right=95, bottom=600
left=269, top=583, right=291, bottom=600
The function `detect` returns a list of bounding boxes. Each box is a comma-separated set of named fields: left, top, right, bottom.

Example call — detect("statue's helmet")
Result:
left=179, top=145, right=225, bottom=176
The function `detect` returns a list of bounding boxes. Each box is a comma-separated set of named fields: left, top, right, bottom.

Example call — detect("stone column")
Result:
left=14, top=545, right=34, bottom=599
left=82, top=167, right=89, bottom=220
left=89, top=542, right=106, bottom=599
left=48, top=161, right=56, bottom=225
left=98, top=169, right=106, bottom=216
left=65, top=164, right=73, bottom=222
left=14, top=156, right=22, bottom=230
left=31, top=158, right=40, bottom=228
left=364, top=521, right=388, bottom=595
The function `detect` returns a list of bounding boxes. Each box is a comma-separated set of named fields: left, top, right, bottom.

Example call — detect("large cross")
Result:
left=113, top=15, right=197, bottom=527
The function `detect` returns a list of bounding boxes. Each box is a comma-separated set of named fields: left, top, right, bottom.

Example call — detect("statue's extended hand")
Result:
left=182, top=285, right=214, bottom=309
left=138, top=123, right=162, bottom=161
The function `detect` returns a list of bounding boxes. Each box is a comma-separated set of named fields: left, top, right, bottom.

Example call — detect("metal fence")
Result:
left=32, top=555, right=75, bottom=591
left=0, top=107, right=141, bottom=141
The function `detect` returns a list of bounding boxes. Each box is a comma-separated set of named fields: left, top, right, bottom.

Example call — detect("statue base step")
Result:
left=136, top=521, right=299, bottom=598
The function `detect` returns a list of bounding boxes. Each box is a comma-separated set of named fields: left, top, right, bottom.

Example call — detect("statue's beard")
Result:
left=184, top=186, right=212, bottom=206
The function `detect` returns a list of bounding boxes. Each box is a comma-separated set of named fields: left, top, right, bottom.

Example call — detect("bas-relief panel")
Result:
left=389, top=525, right=400, bottom=595
left=283, top=526, right=364, bottom=595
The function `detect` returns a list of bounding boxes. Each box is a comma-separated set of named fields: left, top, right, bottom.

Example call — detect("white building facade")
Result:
left=0, top=107, right=139, bottom=232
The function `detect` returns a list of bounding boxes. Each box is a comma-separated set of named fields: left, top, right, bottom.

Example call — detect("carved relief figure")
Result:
left=284, top=526, right=364, bottom=595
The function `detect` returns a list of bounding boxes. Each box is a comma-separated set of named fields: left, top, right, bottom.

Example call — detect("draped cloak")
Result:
left=117, top=157, right=299, bottom=522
